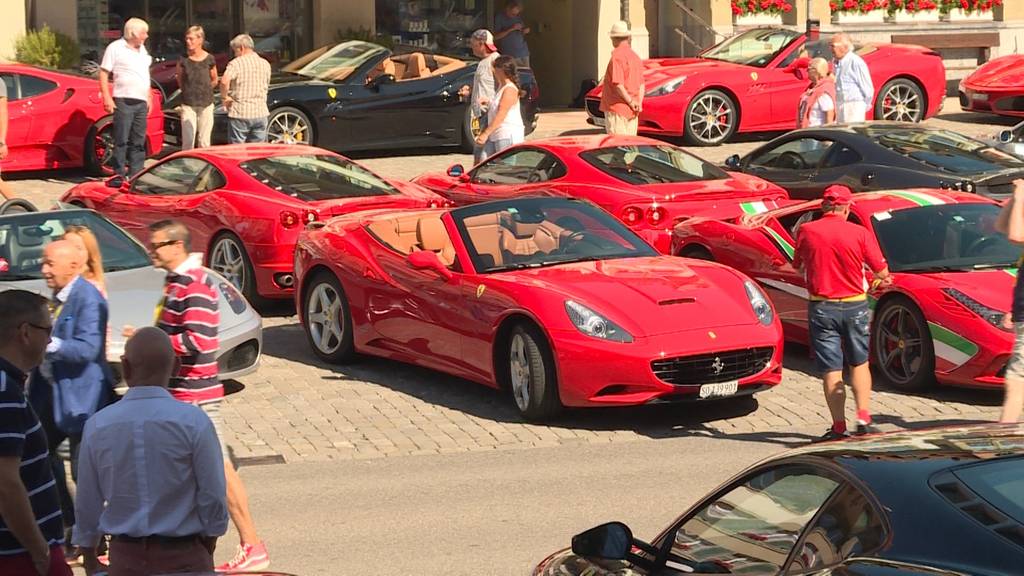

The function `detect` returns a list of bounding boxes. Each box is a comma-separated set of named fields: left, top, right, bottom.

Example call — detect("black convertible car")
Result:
left=725, top=123, right=1024, bottom=200
left=534, top=423, right=1024, bottom=576
left=163, top=41, right=539, bottom=152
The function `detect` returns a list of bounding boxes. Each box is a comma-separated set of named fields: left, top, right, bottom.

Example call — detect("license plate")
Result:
left=699, top=380, right=738, bottom=398
left=165, top=134, right=179, bottom=145
left=973, top=93, right=989, bottom=102
left=592, top=116, right=606, bottom=127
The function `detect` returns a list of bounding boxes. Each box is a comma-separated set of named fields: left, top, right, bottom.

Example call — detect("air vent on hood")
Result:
left=658, top=297, right=696, bottom=306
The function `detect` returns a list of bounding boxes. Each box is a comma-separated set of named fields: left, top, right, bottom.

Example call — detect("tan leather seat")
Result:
left=392, top=52, right=429, bottom=81
left=500, top=220, right=565, bottom=256
left=416, top=216, right=456, bottom=266
left=463, top=213, right=504, bottom=269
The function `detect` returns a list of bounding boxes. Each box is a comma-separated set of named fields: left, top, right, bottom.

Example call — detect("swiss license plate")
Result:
left=592, top=116, right=606, bottom=127
left=699, top=380, right=738, bottom=399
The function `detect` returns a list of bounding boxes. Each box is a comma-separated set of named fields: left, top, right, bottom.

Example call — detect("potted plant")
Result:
left=830, top=0, right=888, bottom=24
left=887, top=0, right=940, bottom=23
left=941, top=0, right=1002, bottom=21
left=731, top=0, right=793, bottom=27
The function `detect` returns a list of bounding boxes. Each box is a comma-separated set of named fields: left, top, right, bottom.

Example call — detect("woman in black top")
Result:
left=176, top=25, right=218, bottom=149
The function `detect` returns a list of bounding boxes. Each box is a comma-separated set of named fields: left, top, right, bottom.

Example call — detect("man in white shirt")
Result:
left=72, top=327, right=227, bottom=576
left=99, top=18, right=152, bottom=178
left=830, top=33, right=873, bottom=123
left=458, top=29, right=500, bottom=164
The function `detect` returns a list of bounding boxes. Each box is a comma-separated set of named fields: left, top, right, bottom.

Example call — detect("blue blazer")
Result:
left=43, top=278, right=113, bottom=434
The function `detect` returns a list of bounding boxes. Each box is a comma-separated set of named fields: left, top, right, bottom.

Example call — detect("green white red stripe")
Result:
left=740, top=201, right=775, bottom=215
left=882, top=190, right=947, bottom=206
left=762, top=227, right=795, bottom=260
left=928, top=322, right=978, bottom=369
left=1005, top=268, right=1018, bottom=279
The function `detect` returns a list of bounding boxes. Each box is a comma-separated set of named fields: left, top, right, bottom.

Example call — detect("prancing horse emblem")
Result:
left=711, top=356, right=725, bottom=375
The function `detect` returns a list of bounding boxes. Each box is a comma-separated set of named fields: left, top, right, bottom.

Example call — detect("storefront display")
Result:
left=376, top=0, right=488, bottom=56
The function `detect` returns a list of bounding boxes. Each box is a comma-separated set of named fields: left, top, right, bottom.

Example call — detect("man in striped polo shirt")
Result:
left=127, top=219, right=270, bottom=571
left=0, top=290, right=73, bottom=575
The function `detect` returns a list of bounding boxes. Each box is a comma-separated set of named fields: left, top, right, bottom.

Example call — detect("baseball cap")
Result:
left=471, top=29, right=497, bottom=52
left=823, top=184, right=854, bottom=205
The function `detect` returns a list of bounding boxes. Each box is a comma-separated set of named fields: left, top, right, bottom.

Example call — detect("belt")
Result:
left=112, top=534, right=202, bottom=546
left=809, top=293, right=867, bottom=302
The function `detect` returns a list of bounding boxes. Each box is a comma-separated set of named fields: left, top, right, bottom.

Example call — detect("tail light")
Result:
left=303, top=209, right=319, bottom=223
left=646, top=205, right=668, bottom=226
left=428, top=198, right=455, bottom=208
left=280, top=211, right=300, bottom=228
left=621, top=206, right=644, bottom=226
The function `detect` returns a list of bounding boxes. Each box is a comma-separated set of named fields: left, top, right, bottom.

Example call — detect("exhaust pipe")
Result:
left=275, top=273, right=295, bottom=288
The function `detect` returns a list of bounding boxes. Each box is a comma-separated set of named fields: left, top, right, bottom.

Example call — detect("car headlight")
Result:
left=645, top=77, right=685, bottom=97
left=565, top=300, right=633, bottom=343
left=944, top=288, right=1010, bottom=331
left=745, top=281, right=774, bottom=326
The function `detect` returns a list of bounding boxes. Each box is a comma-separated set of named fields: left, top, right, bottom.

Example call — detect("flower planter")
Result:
left=887, top=10, right=941, bottom=23
left=943, top=8, right=993, bottom=21
left=732, top=13, right=784, bottom=27
left=831, top=10, right=887, bottom=24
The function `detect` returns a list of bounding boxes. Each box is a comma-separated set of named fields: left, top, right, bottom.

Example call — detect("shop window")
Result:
left=376, top=0, right=487, bottom=56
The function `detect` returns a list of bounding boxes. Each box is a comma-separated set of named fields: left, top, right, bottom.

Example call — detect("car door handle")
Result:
left=861, top=172, right=876, bottom=186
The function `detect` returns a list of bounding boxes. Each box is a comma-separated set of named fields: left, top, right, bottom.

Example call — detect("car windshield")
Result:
left=281, top=41, right=388, bottom=81
left=871, top=203, right=1019, bottom=272
left=0, top=211, right=150, bottom=280
left=451, top=197, right=657, bottom=273
left=872, top=128, right=1024, bottom=175
left=240, top=154, right=399, bottom=202
left=579, top=145, right=729, bottom=185
left=701, top=28, right=802, bottom=67
left=951, top=458, right=1024, bottom=526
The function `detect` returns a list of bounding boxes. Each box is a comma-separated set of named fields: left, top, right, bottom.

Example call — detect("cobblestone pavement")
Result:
left=9, top=98, right=1012, bottom=466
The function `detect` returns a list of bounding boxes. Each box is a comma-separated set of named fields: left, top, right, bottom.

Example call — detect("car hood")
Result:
left=533, top=548, right=639, bottom=576
left=587, top=57, right=746, bottom=96
left=911, top=268, right=1016, bottom=312
left=498, top=256, right=763, bottom=337
left=965, top=54, right=1024, bottom=89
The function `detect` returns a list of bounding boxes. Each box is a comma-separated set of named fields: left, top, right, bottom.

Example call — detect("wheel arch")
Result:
left=296, top=263, right=340, bottom=321
left=677, top=242, right=715, bottom=260
left=688, top=85, right=743, bottom=131
left=491, top=311, right=556, bottom=389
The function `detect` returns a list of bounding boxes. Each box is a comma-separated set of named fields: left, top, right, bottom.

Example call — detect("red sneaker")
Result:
left=216, top=542, right=270, bottom=571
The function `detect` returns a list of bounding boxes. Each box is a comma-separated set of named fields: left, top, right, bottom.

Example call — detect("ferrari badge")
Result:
left=328, top=87, right=337, bottom=99
left=750, top=72, right=758, bottom=81
left=476, top=284, right=486, bottom=298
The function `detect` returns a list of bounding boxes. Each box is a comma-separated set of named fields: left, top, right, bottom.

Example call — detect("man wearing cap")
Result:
left=792, top=185, right=892, bottom=441
left=459, top=29, right=500, bottom=164
left=599, top=21, right=644, bottom=136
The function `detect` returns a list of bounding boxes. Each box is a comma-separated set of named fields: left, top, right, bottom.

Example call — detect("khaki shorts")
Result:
left=200, top=400, right=229, bottom=457
left=1005, top=324, right=1024, bottom=382
left=605, top=111, right=638, bottom=136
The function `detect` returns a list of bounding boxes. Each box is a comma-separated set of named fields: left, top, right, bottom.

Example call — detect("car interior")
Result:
left=366, top=53, right=467, bottom=84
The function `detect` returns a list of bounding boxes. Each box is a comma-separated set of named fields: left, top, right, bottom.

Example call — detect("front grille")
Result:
left=586, top=98, right=604, bottom=119
left=995, top=96, right=1024, bottom=114
left=652, top=347, right=774, bottom=385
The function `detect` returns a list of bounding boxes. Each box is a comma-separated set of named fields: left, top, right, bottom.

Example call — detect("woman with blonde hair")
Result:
left=63, top=225, right=106, bottom=296
left=797, top=57, right=836, bottom=129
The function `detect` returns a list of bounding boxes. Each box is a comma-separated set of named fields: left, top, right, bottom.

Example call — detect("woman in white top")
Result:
left=797, top=57, right=836, bottom=129
left=475, top=55, right=524, bottom=158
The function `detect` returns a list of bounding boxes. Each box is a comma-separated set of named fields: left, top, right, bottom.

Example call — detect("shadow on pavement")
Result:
left=935, top=110, right=1018, bottom=126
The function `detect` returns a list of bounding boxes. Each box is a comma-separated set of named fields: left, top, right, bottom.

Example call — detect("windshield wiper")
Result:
left=972, top=263, right=1019, bottom=270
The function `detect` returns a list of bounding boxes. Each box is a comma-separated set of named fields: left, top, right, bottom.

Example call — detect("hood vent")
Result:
left=659, top=297, right=696, bottom=306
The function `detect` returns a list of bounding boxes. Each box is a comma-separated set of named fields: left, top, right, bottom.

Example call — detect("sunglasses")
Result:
left=150, top=239, right=180, bottom=251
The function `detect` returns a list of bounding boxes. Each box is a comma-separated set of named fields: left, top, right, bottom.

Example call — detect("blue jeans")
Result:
left=228, top=116, right=268, bottom=144
left=113, top=97, right=148, bottom=177
left=808, top=300, right=871, bottom=373
left=483, top=137, right=514, bottom=159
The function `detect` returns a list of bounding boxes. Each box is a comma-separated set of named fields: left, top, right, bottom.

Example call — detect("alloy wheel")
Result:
left=509, top=333, right=532, bottom=412
left=268, top=111, right=311, bottom=144
left=210, top=237, right=246, bottom=292
left=95, top=125, right=114, bottom=169
left=875, top=303, right=925, bottom=385
left=880, top=84, right=922, bottom=122
left=307, top=282, right=344, bottom=355
left=688, top=93, right=734, bottom=145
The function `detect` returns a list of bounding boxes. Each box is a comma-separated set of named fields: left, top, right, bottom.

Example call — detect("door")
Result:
left=0, top=74, right=30, bottom=171
left=808, top=140, right=869, bottom=192
left=446, top=147, right=566, bottom=205
left=744, top=137, right=838, bottom=200
left=2, top=73, right=63, bottom=170
left=342, top=68, right=460, bottom=149
left=754, top=208, right=815, bottom=339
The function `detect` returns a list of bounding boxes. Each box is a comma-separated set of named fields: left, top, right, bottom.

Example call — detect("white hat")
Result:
left=609, top=20, right=631, bottom=38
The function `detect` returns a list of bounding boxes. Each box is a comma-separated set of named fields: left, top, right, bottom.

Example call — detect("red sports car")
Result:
left=0, top=63, right=164, bottom=174
left=412, top=135, right=788, bottom=253
left=294, top=196, right=784, bottom=420
left=61, top=144, right=449, bottom=302
left=959, top=54, right=1024, bottom=117
left=672, top=189, right=1016, bottom=392
left=585, top=28, right=946, bottom=145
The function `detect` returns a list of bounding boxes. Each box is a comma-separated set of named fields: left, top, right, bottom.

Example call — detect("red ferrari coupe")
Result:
left=412, top=135, right=788, bottom=253
left=585, top=28, right=946, bottom=145
left=294, top=196, right=784, bottom=420
left=0, top=63, right=164, bottom=174
left=673, top=190, right=1016, bottom=392
left=959, top=54, right=1024, bottom=117
left=61, top=144, right=449, bottom=302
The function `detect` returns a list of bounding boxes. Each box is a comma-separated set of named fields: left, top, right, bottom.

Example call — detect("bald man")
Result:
left=29, top=240, right=112, bottom=558
left=73, top=327, right=227, bottom=576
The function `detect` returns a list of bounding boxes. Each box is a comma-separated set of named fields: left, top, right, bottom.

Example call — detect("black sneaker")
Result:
left=814, top=428, right=850, bottom=443
left=855, top=422, right=878, bottom=436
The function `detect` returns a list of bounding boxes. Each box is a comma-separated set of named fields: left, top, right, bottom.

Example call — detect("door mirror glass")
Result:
left=725, top=154, right=742, bottom=170
left=407, top=249, right=453, bottom=280
left=572, top=522, right=633, bottom=560
left=106, top=175, right=125, bottom=189
left=447, top=164, right=465, bottom=177
left=999, top=129, right=1014, bottom=144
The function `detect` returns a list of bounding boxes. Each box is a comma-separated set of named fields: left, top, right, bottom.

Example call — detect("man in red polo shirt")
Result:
left=792, top=185, right=892, bottom=441
left=599, top=20, right=644, bottom=136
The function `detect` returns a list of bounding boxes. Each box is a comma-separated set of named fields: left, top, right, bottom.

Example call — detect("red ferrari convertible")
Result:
left=412, top=135, right=788, bottom=253
left=585, top=28, right=946, bottom=145
left=61, top=144, right=449, bottom=303
left=294, top=196, right=784, bottom=420
left=0, top=63, right=164, bottom=174
left=959, top=54, right=1024, bottom=118
left=673, top=190, right=1016, bottom=392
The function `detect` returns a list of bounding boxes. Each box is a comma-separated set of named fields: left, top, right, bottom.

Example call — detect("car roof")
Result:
left=783, top=422, right=1024, bottom=462
left=847, top=188, right=996, bottom=213
left=174, top=144, right=339, bottom=164
left=788, top=121, right=950, bottom=138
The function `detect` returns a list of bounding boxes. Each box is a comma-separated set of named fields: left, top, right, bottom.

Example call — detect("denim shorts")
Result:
left=808, top=300, right=871, bottom=373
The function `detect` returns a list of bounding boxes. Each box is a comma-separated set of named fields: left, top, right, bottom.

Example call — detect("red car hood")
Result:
left=588, top=57, right=746, bottom=97
left=500, top=256, right=761, bottom=337
left=965, top=55, right=1024, bottom=89
left=912, top=268, right=1016, bottom=312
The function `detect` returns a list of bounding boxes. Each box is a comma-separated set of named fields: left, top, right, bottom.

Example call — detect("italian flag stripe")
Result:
left=763, top=227, right=795, bottom=260
left=883, top=190, right=946, bottom=206
left=928, top=322, right=978, bottom=368
left=741, top=201, right=768, bottom=215
left=1006, top=268, right=1018, bottom=278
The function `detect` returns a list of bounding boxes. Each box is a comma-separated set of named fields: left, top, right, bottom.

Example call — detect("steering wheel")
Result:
left=964, top=235, right=1004, bottom=258
left=776, top=151, right=808, bottom=170
left=561, top=230, right=596, bottom=253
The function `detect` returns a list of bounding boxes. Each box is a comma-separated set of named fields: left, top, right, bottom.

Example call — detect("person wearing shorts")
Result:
left=792, top=185, right=892, bottom=441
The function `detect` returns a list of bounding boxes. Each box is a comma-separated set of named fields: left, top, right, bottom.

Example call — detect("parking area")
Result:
left=11, top=98, right=1014, bottom=467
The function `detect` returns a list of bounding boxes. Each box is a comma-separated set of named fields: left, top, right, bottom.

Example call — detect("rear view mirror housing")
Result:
left=724, top=154, right=742, bottom=170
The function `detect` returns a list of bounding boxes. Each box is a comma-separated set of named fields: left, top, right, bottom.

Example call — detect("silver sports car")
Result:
left=0, top=209, right=261, bottom=380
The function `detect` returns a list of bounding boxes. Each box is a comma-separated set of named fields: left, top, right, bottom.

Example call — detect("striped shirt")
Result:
left=223, top=52, right=271, bottom=120
left=158, top=254, right=221, bottom=404
left=0, top=359, right=64, bottom=555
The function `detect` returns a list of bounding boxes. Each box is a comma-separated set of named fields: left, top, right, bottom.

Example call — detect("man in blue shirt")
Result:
left=494, top=0, right=531, bottom=69
left=73, top=327, right=227, bottom=576
left=830, top=32, right=873, bottom=123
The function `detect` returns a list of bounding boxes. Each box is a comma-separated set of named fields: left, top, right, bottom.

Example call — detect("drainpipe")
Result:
left=621, top=0, right=629, bottom=22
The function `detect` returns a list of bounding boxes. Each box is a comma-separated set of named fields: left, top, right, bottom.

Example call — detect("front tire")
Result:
left=875, top=78, right=926, bottom=123
left=84, top=118, right=115, bottom=176
left=679, top=245, right=714, bottom=261
left=0, top=199, right=37, bottom=214
left=303, top=272, right=355, bottom=363
left=209, top=233, right=258, bottom=303
left=684, top=89, right=738, bottom=146
left=506, top=324, right=561, bottom=421
left=267, top=106, right=315, bottom=145
left=871, top=296, right=935, bottom=391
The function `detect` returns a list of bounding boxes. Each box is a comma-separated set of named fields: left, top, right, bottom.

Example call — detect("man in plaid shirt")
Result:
left=220, top=34, right=271, bottom=144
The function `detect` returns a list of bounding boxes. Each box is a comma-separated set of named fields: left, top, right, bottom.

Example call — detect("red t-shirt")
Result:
left=600, top=42, right=643, bottom=119
left=792, top=213, right=887, bottom=299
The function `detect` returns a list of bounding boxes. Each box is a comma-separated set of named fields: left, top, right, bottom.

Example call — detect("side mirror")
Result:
left=861, top=171, right=876, bottom=186
left=571, top=522, right=633, bottom=560
left=106, top=175, right=126, bottom=189
left=998, top=129, right=1014, bottom=144
left=368, top=73, right=395, bottom=90
left=447, top=164, right=465, bottom=178
left=407, top=250, right=453, bottom=280
left=724, top=154, right=742, bottom=170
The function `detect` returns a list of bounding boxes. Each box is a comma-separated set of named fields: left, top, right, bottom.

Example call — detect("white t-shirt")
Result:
left=487, top=82, right=524, bottom=143
left=100, top=38, right=152, bottom=101
left=808, top=94, right=834, bottom=127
